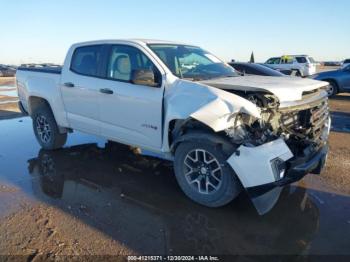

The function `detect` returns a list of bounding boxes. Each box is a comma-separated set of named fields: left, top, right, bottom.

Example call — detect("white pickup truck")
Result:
left=16, top=39, right=330, bottom=214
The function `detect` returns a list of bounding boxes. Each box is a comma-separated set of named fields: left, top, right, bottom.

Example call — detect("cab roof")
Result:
left=72, top=39, right=192, bottom=47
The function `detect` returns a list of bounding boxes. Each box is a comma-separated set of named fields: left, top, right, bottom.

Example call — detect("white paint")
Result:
left=227, top=138, right=293, bottom=187
left=200, top=75, right=328, bottom=103
left=16, top=39, right=328, bottom=204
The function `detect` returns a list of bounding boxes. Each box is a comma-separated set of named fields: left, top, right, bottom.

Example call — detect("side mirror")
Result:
left=131, top=69, right=158, bottom=87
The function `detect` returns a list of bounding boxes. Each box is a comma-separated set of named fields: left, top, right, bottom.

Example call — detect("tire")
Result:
left=174, top=136, right=242, bottom=207
left=32, top=104, right=67, bottom=150
left=325, top=80, right=338, bottom=97
left=38, top=150, right=64, bottom=198
left=295, top=70, right=302, bottom=77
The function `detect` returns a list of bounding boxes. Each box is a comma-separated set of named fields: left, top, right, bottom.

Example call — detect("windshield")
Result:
left=148, top=44, right=238, bottom=80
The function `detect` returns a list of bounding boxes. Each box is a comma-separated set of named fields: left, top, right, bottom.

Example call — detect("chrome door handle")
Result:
left=64, top=82, right=75, bottom=88
left=100, top=88, right=114, bottom=94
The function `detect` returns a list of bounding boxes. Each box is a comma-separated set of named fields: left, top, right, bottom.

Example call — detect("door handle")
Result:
left=100, top=88, right=114, bottom=94
left=64, top=82, right=75, bottom=88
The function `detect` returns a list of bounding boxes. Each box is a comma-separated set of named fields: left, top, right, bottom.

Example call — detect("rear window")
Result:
left=344, top=59, right=350, bottom=64
left=308, top=57, right=316, bottom=63
left=230, top=63, right=284, bottom=76
left=295, top=57, right=307, bottom=63
left=70, top=45, right=103, bottom=77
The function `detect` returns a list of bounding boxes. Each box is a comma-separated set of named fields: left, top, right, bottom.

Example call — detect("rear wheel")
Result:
left=32, top=105, right=67, bottom=150
left=174, top=136, right=242, bottom=207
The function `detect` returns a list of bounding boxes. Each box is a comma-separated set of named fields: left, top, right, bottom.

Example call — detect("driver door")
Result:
left=98, top=44, right=164, bottom=150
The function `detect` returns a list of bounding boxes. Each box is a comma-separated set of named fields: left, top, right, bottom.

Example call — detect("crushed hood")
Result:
left=200, top=75, right=329, bottom=102
left=164, top=79, right=261, bottom=133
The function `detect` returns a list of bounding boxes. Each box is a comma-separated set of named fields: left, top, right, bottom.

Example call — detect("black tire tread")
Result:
left=174, top=133, right=242, bottom=207
left=32, top=104, right=67, bottom=150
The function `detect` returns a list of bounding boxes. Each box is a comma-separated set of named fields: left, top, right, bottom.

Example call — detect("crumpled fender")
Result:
left=164, top=79, right=261, bottom=133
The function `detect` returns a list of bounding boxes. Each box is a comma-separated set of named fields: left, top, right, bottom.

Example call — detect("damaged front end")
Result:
left=223, top=90, right=330, bottom=215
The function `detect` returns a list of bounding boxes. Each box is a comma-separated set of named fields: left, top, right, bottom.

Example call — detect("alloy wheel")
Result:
left=183, top=149, right=223, bottom=195
left=36, top=115, right=52, bottom=143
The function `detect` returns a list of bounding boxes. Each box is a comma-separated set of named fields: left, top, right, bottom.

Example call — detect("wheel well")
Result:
left=28, top=96, right=51, bottom=115
left=168, top=118, right=231, bottom=153
left=28, top=96, right=69, bottom=134
left=323, top=78, right=339, bottom=88
left=168, top=119, right=208, bottom=149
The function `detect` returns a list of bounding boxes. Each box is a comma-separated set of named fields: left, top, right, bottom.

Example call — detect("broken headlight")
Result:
left=225, top=112, right=278, bottom=147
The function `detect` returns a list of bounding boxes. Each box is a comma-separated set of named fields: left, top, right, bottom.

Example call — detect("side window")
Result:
left=295, top=57, right=307, bottom=63
left=70, top=45, right=103, bottom=77
left=266, top=58, right=274, bottom=64
left=281, top=56, right=293, bottom=64
left=107, top=45, right=160, bottom=85
left=266, top=58, right=281, bottom=64
left=232, top=64, right=243, bottom=73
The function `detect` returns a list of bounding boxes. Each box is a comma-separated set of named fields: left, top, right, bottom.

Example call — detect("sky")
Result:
left=1, top=0, right=349, bottom=65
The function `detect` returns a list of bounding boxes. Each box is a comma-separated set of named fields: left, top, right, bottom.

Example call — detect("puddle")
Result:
left=0, top=90, right=18, bottom=98
left=0, top=117, right=349, bottom=255
left=0, top=85, right=17, bottom=97
left=331, top=112, right=350, bottom=133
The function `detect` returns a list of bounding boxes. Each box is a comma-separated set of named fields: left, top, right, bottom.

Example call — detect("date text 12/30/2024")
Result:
left=127, top=256, right=220, bottom=261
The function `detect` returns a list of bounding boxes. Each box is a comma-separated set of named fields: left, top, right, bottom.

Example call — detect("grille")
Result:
left=280, top=97, right=329, bottom=145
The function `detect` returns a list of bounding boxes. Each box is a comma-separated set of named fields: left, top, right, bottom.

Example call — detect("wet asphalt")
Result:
left=0, top=116, right=349, bottom=255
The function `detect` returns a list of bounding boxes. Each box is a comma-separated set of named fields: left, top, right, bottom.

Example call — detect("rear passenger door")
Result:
left=280, top=56, right=294, bottom=71
left=98, top=44, right=164, bottom=150
left=60, top=45, right=107, bottom=135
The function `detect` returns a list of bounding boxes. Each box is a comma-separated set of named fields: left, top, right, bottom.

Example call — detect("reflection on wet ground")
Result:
left=0, top=87, right=17, bottom=97
left=331, top=111, right=350, bottom=132
left=0, top=85, right=18, bottom=104
left=0, top=117, right=349, bottom=255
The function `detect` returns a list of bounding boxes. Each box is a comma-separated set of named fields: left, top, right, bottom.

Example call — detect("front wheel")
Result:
left=326, top=80, right=338, bottom=97
left=32, top=105, right=67, bottom=150
left=174, top=138, right=242, bottom=207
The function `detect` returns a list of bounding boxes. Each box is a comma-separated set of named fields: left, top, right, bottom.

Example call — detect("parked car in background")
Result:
left=323, top=61, right=342, bottom=67
left=228, top=62, right=285, bottom=76
left=0, top=65, right=16, bottom=77
left=310, top=64, right=350, bottom=96
left=264, top=55, right=317, bottom=77
left=341, top=59, right=350, bottom=69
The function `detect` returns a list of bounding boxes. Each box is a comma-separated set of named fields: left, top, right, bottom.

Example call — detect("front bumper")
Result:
left=227, top=139, right=328, bottom=215
left=246, top=143, right=328, bottom=199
